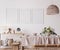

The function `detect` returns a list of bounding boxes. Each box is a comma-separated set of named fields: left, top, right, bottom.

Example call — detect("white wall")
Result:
left=0, top=0, right=60, bottom=8
left=0, top=0, right=60, bottom=40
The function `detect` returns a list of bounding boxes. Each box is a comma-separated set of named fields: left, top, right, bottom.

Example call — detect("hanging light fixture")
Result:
left=47, top=5, right=59, bottom=15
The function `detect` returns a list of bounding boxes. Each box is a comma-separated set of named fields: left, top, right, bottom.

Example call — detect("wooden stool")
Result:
left=12, top=42, right=20, bottom=50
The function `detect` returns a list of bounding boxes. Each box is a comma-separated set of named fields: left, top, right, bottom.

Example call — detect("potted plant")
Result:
left=40, top=26, right=57, bottom=36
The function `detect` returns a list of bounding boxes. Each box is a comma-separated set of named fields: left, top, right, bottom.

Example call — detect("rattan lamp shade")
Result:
left=47, top=5, right=59, bottom=15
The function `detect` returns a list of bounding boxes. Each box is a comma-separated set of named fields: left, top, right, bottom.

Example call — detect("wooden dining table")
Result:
left=22, top=44, right=60, bottom=50
left=0, top=46, right=12, bottom=50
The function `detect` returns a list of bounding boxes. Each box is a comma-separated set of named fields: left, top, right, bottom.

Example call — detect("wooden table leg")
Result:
left=22, top=46, right=24, bottom=50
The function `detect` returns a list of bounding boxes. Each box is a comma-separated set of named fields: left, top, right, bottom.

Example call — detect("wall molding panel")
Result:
left=5, top=8, right=44, bottom=25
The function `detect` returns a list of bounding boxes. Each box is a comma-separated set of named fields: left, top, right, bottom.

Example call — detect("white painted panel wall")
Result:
left=6, top=8, right=17, bottom=25
left=31, top=9, right=43, bottom=24
left=0, top=8, right=6, bottom=26
left=0, top=0, right=60, bottom=40
left=20, top=9, right=30, bottom=24
left=19, top=8, right=43, bottom=24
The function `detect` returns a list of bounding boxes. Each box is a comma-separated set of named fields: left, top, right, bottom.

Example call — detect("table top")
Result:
left=0, top=46, right=12, bottom=49
left=22, top=44, right=60, bottom=48
left=12, top=42, right=20, bottom=46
